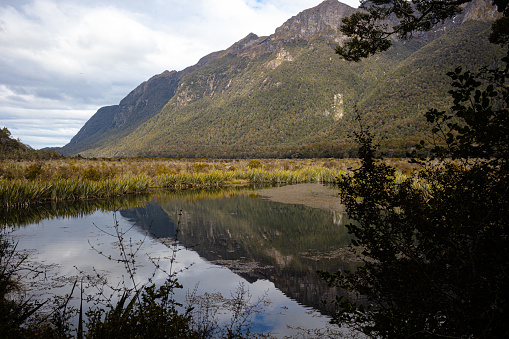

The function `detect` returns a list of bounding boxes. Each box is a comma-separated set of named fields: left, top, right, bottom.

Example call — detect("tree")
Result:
left=320, top=0, right=509, bottom=337
left=336, top=0, right=508, bottom=61
left=0, top=127, right=63, bottom=160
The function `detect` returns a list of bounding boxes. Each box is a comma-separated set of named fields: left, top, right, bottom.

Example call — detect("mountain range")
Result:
left=58, top=0, right=503, bottom=158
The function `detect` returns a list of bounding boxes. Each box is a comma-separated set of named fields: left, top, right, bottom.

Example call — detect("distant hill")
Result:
left=59, top=0, right=503, bottom=158
left=1, top=127, right=62, bottom=160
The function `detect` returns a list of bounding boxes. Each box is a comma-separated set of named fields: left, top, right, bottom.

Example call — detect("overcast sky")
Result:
left=0, top=0, right=359, bottom=149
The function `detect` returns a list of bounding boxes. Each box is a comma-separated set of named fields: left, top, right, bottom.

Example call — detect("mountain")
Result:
left=59, top=0, right=503, bottom=158
left=61, top=52, right=221, bottom=155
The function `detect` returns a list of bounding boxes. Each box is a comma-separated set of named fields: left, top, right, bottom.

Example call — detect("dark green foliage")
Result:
left=322, top=129, right=509, bottom=337
left=321, top=3, right=509, bottom=334
left=24, top=163, right=44, bottom=180
left=82, top=167, right=101, bottom=181
left=424, top=63, right=509, bottom=162
left=247, top=160, right=262, bottom=169
left=489, top=16, right=509, bottom=45
left=0, top=127, right=19, bottom=151
left=335, top=11, right=393, bottom=62
left=336, top=0, right=472, bottom=61
left=356, top=21, right=505, bottom=143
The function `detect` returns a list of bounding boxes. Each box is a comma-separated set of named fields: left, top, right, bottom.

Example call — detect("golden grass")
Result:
left=0, top=158, right=359, bottom=208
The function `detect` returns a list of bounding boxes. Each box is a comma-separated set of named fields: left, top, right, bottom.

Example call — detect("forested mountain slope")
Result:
left=60, top=0, right=502, bottom=158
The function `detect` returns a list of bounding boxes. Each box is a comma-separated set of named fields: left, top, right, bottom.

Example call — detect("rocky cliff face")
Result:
left=462, top=0, right=501, bottom=22
left=63, top=70, right=181, bottom=153
left=273, top=0, right=357, bottom=42
left=226, top=0, right=358, bottom=58
left=112, top=70, right=178, bottom=128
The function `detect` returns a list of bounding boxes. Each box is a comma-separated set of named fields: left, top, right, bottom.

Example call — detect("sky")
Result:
left=0, top=0, right=359, bottom=149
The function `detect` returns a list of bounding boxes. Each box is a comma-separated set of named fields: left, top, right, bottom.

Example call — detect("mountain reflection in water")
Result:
left=120, top=184, right=360, bottom=314
left=6, top=184, right=361, bottom=336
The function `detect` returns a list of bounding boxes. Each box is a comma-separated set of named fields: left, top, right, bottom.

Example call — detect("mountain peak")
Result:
left=462, top=0, right=501, bottom=22
left=225, top=32, right=263, bottom=53
left=220, top=0, right=358, bottom=57
left=272, top=0, right=357, bottom=42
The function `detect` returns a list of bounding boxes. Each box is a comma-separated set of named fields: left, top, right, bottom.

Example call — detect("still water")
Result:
left=6, top=184, right=359, bottom=337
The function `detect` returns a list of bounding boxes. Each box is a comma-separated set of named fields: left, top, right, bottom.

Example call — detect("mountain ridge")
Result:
left=59, top=0, right=502, bottom=158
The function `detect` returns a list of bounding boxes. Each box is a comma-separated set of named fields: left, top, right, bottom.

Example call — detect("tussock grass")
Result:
left=1, top=175, right=151, bottom=208
left=0, top=158, right=357, bottom=208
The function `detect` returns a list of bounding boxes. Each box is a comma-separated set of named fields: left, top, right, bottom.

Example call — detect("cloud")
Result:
left=2, top=106, right=95, bottom=148
left=0, top=0, right=358, bottom=149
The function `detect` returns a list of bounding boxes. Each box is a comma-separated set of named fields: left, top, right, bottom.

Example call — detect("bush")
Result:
left=82, top=168, right=101, bottom=181
left=25, top=163, right=44, bottom=180
left=246, top=160, right=262, bottom=169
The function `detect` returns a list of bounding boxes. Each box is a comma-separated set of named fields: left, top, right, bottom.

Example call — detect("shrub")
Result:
left=246, top=160, right=262, bottom=169
left=193, top=163, right=209, bottom=172
left=82, top=168, right=101, bottom=181
left=24, top=163, right=44, bottom=180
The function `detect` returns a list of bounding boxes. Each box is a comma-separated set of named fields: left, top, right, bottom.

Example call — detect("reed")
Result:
left=230, top=166, right=346, bottom=184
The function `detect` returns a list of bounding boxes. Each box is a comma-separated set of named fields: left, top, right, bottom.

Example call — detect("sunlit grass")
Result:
left=0, top=158, right=360, bottom=208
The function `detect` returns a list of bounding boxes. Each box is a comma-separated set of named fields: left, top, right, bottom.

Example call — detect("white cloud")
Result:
left=2, top=107, right=95, bottom=147
left=0, top=0, right=359, bottom=149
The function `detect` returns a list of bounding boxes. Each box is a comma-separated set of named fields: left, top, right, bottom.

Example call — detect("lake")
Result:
left=5, top=184, right=361, bottom=337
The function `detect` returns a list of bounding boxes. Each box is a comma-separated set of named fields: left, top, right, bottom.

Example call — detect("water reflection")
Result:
left=0, top=186, right=252, bottom=228
left=120, top=186, right=359, bottom=314
left=6, top=184, right=360, bottom=336
left=1, top=194, right=150, bottom=228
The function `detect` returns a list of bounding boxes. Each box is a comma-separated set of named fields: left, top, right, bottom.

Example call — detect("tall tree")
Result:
left=320, top=0, right=509, bottom=337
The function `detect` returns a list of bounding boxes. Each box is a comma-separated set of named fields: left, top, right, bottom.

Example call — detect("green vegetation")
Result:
left=356, top=21, right=505, bottom=145
left=4, top=0, right=506, bottom=335
left=323, top=120, right=509, bottom=337
left=58, top=1, right=501, bottom=158
left=1, top=175, right=151, bottom=209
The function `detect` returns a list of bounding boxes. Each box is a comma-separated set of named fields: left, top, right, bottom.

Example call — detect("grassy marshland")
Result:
left=0, top=157, right=418, bottom=208
left=0, top=158, right=360, bottom=208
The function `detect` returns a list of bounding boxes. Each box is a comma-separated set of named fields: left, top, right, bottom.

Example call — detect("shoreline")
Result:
left=256, top=183, right=344, bottom=213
